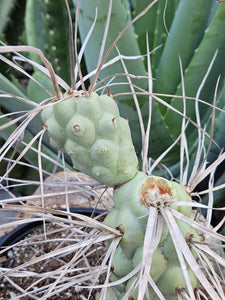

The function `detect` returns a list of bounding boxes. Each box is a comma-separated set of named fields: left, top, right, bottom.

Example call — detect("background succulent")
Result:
left=0, top=0, right=225, bottom=299
left=0, top=0, right=225, bottom=193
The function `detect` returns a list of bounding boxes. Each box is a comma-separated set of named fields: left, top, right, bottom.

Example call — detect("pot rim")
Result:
left=0, top=207, right=106, bottom=249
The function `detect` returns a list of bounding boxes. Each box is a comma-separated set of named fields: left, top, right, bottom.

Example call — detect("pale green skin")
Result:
left=42, top=93, right=199, bottom=299
left=42, top=92, right=138, bottom=186
left=104, top=171, right=199, bottom=299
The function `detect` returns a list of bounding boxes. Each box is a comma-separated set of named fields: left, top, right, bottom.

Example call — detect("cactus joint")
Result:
left=140, top=177, right=172, bottom=208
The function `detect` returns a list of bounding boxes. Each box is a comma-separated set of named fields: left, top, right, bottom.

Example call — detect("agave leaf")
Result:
left=0, top=73, right=72, bottom=187
left=0, top=111, right=67, bottom=171
left=0, top=73, right=29, bottom=110
left=40, top=0, right=71, bottom=83
left=132, top=0, right=179, bottom=74
left=26, top=70, right=54, bottom=102
left=207, top=0, right=220, bottom=26
left=151, top=0, right=180, bottom=73
left=163, top=2, right=225, bottom=142
left=205, top=83, right=225, bottom=162
left=25, top=0, right=46, bottom=62
left=73, top=0, right=147, bottom=96
left=131, top=0, right=158, bottom=58
left=0, top=0, right=14, bottom=34
left=0, top=73, right=43, bottom=136
left=155, top=0, right=214, bottom=114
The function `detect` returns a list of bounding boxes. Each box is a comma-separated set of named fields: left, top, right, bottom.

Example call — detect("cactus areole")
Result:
left=42, top=92, right=139, bottom=186
left=140, top=176, right=192, bottom=215
left=140, top=177, right=173, bottom=208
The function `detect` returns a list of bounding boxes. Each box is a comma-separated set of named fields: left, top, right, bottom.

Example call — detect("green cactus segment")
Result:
left=156, top=265, right=198, bottom=300
left=112, top=245, right=133, bottom=278
left=132, top=247, right=167, bottom=282
left=96, top=287, right=120, bottom=300
left=42, top=92, right=138, bottom=186
left=104, top=171, right=199, bottom=298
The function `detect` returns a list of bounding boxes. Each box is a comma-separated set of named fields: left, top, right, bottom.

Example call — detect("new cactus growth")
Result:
left=104, top=172, right=199, bottom=299
left=42, top=92, right=138, bottom=186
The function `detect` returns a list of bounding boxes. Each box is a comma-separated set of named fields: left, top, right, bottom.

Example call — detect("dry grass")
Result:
left=0, top=0, right=225, bottom=299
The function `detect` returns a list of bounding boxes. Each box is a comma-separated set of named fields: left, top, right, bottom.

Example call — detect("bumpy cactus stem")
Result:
left=42, top=91, right=138, bottom=186
left=104, top=172, right=199, bottom=299
left=42, top=92, right=204, bottom=299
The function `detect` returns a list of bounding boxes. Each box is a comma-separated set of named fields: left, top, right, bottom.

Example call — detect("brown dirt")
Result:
left=0, top=221, right=107, bottom=300
left=30, top=171, right=113, bottom=211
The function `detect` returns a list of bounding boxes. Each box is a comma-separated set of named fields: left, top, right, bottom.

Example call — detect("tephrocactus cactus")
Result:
left=1, top=0, right=225, bottom=299
left=41, top=91, right=138, bottom=187
left=42, top=92, right=204, bottom=299
left=104, top=171, right=199, bottom=299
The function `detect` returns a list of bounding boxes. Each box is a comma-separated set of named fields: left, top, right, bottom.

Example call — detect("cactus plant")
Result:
left=75, top=0, right=225, bottom=168
left=103, top=173, right=199, bottom=299
left=41, top=91, right=138, bottom=186
left=0, top=0, right=225, bottom=299
left=41, top=89, right=225, bottom=298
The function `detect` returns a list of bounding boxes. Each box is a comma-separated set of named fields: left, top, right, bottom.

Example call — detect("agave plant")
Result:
left=1, top=0, right=225, bottom=194
left=0, top=0, right=225, bottom=299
